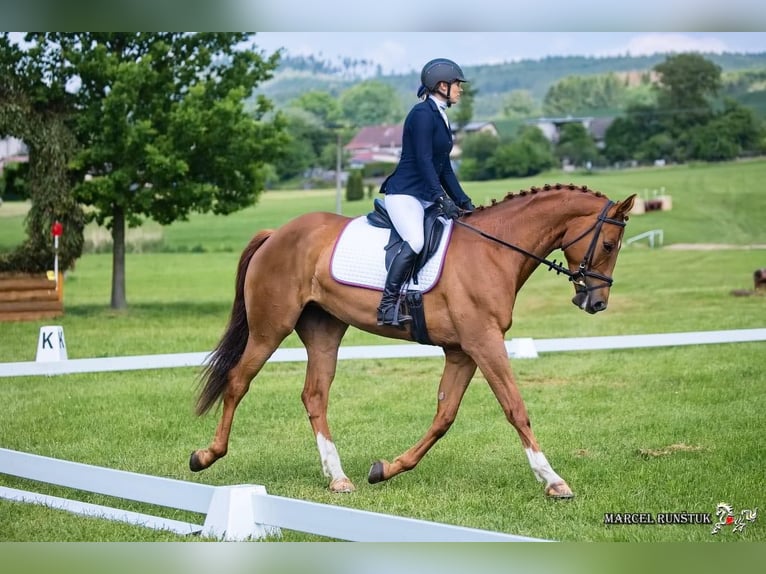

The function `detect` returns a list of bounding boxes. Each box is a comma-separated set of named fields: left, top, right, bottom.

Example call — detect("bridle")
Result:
left=455, top=199, right=626, bottom=292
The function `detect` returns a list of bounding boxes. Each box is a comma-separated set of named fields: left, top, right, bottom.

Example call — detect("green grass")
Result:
left=0, top=159, right=765, bottom=542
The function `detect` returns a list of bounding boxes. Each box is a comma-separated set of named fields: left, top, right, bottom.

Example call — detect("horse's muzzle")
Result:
left=571, top=292, right=607, bottom=314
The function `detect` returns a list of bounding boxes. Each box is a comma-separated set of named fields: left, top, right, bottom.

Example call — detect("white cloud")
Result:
left=604, top=33, right=730, bottom=57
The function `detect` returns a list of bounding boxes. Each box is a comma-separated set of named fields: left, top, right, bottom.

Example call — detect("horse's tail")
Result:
left=195, top=230, right=273, bottom=416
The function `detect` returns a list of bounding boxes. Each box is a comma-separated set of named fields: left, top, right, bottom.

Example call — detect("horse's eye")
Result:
left=603, top=241, right=615, bottom=253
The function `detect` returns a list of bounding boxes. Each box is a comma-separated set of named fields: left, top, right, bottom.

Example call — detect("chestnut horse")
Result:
left=190, top=184, right=636, bottom=498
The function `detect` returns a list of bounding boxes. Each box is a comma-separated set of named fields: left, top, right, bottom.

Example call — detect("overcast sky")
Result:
left=252, top=32, right=766, bottom=75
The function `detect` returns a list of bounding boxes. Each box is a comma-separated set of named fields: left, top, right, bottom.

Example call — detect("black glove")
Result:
left=437, top=195, right=460, bottom=220
left=460, top=199, right=475, bottom=213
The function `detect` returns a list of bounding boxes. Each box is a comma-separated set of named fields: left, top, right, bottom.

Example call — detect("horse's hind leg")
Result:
left=294, top=304, right=352, bottom=492
left=190, top=332, right=285, bottom=472
left=368, top=348, right=476, bottom=484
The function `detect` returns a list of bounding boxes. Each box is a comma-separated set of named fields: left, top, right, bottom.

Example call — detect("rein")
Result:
left=455, top=199, right=626, bottom=290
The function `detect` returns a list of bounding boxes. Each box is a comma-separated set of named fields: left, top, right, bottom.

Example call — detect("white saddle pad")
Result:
left=330, top=216, right=453, bottom=292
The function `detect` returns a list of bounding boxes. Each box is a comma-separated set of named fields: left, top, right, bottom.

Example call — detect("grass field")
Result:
left=1, top=159, right=765, bottom=543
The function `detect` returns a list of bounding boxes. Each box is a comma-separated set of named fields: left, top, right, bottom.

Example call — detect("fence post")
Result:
left=201, top=485, right=281, bottom=541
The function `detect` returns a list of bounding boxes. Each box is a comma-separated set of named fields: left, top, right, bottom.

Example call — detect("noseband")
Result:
left=456, top=199, right=626, bottom=290
left=559, top=200, right=626, bottom=291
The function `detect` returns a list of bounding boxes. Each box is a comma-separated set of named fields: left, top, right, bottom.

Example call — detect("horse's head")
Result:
left=561, top=194, right=636, bottom=314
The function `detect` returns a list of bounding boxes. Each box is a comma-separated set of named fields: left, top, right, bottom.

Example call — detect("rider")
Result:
left=376, top=57, right=475, bottom=326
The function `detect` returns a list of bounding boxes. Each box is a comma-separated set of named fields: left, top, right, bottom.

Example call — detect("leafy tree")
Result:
left=289, top=90, right=343, bottom=125
left=339, top=80, right=403, bottom=126
left=713, top=98, right=764, bottom=155
left=686, top=99, right=764, bottom=162
left=456, top=157, right=482, bottom=181
left=635, top=133, right=676, bottom=164
left=555, top=122, right=600, bottom=167
left=603, top=103, right=665, bottom=164
left=543, top=74, right=627, bottom=116
left=491, top=126, right=556, bottom=178
left=685, top=123, right=739, bottom=162
left=0, top=161, right=29, bottom=200
left=452, top=81, right=476, bottom=129
left=276, top=108, right=334, bottom=180
left=653, top=53, right=722, bottom=133
left=12, top=33, right=287, bottom=309
left=502, top=90, right=540, bottom=120
left=458, top=131, right=499, bottom=180
left=345, top=169, right=364, bottom=201
left=0, top=34, right=85, bottom=274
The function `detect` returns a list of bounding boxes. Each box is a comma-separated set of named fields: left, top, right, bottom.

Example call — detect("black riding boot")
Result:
left=377, top=242, right=418, bottom=326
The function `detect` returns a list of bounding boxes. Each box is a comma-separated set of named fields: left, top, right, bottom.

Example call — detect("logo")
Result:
left=711, top=502, right=758, bottom=535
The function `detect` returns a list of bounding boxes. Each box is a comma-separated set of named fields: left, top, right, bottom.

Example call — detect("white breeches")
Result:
left=384, top=194, right=433, bottom=254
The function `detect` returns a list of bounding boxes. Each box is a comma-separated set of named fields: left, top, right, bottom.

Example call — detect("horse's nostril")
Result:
left=592, top=300, right=606, bottom=312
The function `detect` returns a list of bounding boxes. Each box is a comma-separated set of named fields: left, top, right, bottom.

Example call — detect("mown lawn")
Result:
left=0, top=159, right=764, bottom=543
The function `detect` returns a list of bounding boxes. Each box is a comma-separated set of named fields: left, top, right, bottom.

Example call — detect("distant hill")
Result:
left=255, top=52, right=766, bottom=121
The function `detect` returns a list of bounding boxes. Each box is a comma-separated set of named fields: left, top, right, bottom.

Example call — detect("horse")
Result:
left=190, top=183, right=636, bottom=499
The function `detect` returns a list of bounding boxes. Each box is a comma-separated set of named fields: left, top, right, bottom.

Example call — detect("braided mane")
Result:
left=468, top=183, right=606, bottom=214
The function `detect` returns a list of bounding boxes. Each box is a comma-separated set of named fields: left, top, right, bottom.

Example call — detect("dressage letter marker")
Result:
left=35, top=325, right=68, bottom=362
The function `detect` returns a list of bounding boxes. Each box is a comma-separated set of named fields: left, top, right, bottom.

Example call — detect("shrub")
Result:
left=345, top=169, right=364, bottom=201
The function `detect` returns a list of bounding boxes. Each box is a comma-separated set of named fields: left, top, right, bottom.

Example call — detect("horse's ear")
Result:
left=615, top=194, right=637, bottom=220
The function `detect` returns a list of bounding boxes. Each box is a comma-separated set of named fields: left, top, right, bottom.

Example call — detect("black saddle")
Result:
left=365, top=198, right=446, bottom=285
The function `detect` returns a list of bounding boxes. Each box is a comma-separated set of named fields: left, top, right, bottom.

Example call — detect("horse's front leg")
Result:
left=368, top=348, right=476, bottom=484
left=467, top=335, right=574, bottom=499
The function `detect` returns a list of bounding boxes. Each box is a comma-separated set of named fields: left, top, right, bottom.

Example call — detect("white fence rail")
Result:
left=0, top=448, right=544, bottom=542
left=626, top=229, right=664, bottom=248
left=2, top=329, right=765, bottom=378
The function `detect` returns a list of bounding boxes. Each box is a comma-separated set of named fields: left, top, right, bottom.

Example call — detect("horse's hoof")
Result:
left=329, top=477, right=356, bottom=493
left=189, top=450, right=205, bottom=472
left=545, top=482, right=575, bottom=499
left=368, top=460, right=386, bottom=484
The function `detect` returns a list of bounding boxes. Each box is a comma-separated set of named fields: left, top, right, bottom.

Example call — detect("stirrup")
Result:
left=377, top=298, right=411, bottom=327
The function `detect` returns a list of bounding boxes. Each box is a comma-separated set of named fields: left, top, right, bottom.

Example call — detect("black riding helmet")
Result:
left=419, top=58, right=467, bottom=104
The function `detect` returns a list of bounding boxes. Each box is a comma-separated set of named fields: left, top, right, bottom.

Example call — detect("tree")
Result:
left=452, top=81, right=476, bottom=129
left=653, top=53, right=722, bottom=133
left=491, top=125, right=556, bottom=178
left=289, top=90, right=343, bottom=126
left=686, top=99, right=764, bottom=162
left=458, top=131, right=499, bottom=180
left=276, top=108, right=330, bottom=181
left=502, top=90, right=540, bottom=120
left=0, top=161, right=29, bottom=200
left=285, top=91, right=347, bottom=176
left=543, top=74, right=627, bottom=116
left=339, top=80, right=403, bottom=126
left=345, top=169, right=364, bottom=201
left=0, top=34, right=85, bottom=274
left=13, top=33, right=286, bottom=309
left=603, top=102, right=665, bottom=164
left=555, top=122, right=601, bottom=167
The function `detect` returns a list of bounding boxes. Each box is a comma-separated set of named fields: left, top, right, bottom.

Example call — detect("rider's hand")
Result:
left=460, top=199, right=475, bottom=213
left=437, top=195, right=460, bottom=220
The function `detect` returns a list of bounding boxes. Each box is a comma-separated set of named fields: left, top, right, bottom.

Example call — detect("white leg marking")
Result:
left=316, top=432, right=348, bottom=482
left=525, top=448, right=564, bottom=486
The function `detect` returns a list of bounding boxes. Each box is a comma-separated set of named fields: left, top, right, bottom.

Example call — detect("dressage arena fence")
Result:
left=1, top=328, right=765, bottom=541
left=0, top=272, right=63, bottom=322
left=0, top=448, right=543, bottom=542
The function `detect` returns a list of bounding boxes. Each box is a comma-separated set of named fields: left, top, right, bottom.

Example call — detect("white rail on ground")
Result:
left=0, top=447, right=545, bottom=542
left=626, top=229, right=664, bottom=248
left=1, top=329, right=765, bottom=378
